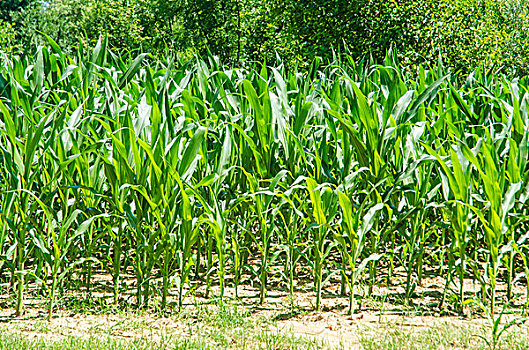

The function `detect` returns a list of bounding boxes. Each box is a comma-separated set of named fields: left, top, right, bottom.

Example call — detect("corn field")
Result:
left=1, top=38, right=529, bottom=321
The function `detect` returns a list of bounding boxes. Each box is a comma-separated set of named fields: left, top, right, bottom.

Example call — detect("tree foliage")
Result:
left=2, top=0, right=529, bottom=74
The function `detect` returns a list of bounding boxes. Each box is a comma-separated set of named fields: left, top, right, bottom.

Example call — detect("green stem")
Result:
left=405, top=259, right=413, bottom=305
left=143, top=273, right=150, bottom=309
left=315, top=265, right=322, bottom=311
left=459, top=244, right=465, bottom=313
left=289, top=247, right=294, bottom=302
left=47, top=276, right=56, bottom=322
left=506, top=251, right=513, bottom=301
left=259, top=255, right=267, bottom=304
left=205, top=232, right=213, bottom=298
left=161, top=251, right=169, bottom=310
left=136, top=273, right=143, bottom=308
left=349, top=270, right=356, bottom=315
left=112, top=233, right=122, bottom=305
left=15, top=242, right=24, bottom=317
left=179, top=277, right=184, bottom=310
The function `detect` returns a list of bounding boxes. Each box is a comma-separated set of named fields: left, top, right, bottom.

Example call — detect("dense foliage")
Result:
left=1, top=41, right=529, bottom=321
left=1, top=0, right=529, bottom=73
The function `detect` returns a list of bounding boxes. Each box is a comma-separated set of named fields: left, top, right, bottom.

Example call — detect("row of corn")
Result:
left=1, top=38, right=529, bottom=320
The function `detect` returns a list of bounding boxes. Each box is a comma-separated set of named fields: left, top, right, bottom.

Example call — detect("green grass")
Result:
left=0, top=300, right=326, bottom=350
left=0, top=333, right=205, bottom=350
left=0, top=333, right=323, bottom=350
left=2, top=309, right=529, bottom=350
left=358, top=322, right=529, bottom=350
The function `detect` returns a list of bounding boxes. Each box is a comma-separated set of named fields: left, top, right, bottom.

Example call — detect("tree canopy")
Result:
left=1, top=0, right=528, bottom=74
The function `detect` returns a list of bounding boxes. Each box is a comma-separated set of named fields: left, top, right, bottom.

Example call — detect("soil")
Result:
left=0, top=270, right=528, bottom=349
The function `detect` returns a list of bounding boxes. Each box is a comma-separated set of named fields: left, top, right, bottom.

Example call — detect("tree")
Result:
left=0, top=0, right=36, bottom=22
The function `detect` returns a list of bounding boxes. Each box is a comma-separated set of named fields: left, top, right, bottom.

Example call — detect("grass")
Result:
left=358, top=322, right=529, bottom=350
left=2, top=300, right=529, bottom=349
left=0, top=334, right=190, bottom=350
left=0, top=332, right=324, bottom=350
left=0, top=298, right=326, bottom=350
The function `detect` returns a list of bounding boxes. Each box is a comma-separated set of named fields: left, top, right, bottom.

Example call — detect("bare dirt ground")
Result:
left=1, top=271, right=528, bottom=349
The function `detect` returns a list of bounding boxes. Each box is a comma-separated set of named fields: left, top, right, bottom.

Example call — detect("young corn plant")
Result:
left=0, top=98, right=52, bottom=316
left=424, top=142, right=474, bottom=312
left=306, top=178, right=338, bottom=311
left=336, top=187, right=384, bottom=314
left=462, top=138, right=523, bottom=315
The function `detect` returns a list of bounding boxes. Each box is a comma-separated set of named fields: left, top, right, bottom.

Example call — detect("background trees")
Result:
left=1, top=0, right=529, bottom=74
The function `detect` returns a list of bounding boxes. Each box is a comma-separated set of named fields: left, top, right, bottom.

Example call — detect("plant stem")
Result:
left=15, top=241, right=24, bottom=317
